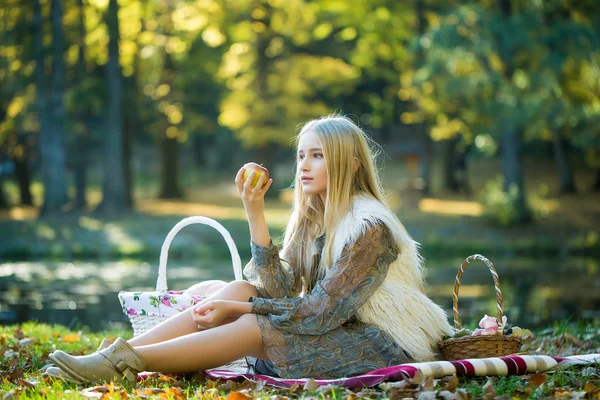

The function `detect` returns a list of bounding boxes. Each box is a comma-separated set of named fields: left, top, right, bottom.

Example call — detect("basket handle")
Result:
left=156, top=216, right=243, bottom=292
left=452, top=254, right=504, bottom=332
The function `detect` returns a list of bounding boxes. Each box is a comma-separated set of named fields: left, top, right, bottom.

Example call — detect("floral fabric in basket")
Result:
left=118, top=290, right=207, bottom=318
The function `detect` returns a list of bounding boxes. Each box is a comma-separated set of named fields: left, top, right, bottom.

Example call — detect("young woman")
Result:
left=46, top=114, right=451, bottom=384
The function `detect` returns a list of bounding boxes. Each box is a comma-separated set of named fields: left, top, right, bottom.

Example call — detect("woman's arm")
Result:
left=235, top=166, right=297, bottom=298
left=243, top=242, right=297, bottom=299
left=235, top=165, right=272, bottom=247
left=250, top=221, right=399, bottom=335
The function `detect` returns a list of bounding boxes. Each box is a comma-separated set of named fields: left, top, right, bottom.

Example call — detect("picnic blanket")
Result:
left=203, top=354, right=600, bottom=388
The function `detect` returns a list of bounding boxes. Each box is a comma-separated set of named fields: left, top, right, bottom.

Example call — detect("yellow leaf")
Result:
left=62, top=333, right=80, bottom=343
left=227, top=391, right=250, bottom=400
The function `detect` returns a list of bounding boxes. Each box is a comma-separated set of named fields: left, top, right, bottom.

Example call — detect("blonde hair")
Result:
left=281, top=114, right=388, bottom=294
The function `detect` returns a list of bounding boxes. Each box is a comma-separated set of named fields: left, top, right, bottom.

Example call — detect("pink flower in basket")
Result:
left=473, top=315, right=507, bottom=336
left=161, top=297, right=172, bottom=307
left=126, top=308, right=137, bottom=315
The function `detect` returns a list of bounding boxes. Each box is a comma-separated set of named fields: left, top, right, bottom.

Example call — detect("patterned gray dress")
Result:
left=244, top=221, right=412, bottom=379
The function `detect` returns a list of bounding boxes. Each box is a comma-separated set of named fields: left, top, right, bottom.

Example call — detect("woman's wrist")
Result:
left=229, top=300, right=253, bottom=316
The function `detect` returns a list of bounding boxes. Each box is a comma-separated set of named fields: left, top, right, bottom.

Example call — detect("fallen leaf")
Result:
left=165, top=387, right=185, bottom=400
left=62, top=334, right=80, bottom=343
left=303, top=378, right=319, bottom=391
left=528, top=373, right=547, bottom=389
left=562, top=333, right=584, bottom=346
left=79, top=387, right=105, bottom=399
left=227, top=391, right=250, bottom=400
left=454, top=388, right=470, bottom=400
left=9, top=367, right=23, bottom=381
left=553, top=388, right=574, bottom=399
left=287, top=383, right=300, bottom=393
left=17, top=379, right=37, bottom=389
left=13, top=327, right=25, bottom=340
left=584, top=381, right=600, bottom=396
left=443, top=375, right=459, bottom=392
left=482, top=378, right=496, bottom=400
left=438, top=390, right=458, bottom=400
left=409, top=370, right=425, bottom=385
left=388, top=387, right=416, bottom=400
left=2, top=389, right=20, bottom=400
left=196, top=388, right=219, bottom=399
left=417, top=391, right=437, bottom=400
left=422, top=376, right=435, bottom=392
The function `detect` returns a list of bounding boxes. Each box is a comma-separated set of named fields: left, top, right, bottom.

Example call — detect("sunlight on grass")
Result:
left=0, top=205, right=38, bottom=220
left=79, top=216, right=104, bottom=231
left=104, top=223, right=144, bottom=254
left=418, top=198, right=484, bottom=217
left=426, top=284, right=488, bottom=298
left=36, top=224, right=56, bottom=240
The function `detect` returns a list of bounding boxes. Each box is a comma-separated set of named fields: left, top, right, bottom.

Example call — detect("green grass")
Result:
left=1, top=321, right=599, bottom=399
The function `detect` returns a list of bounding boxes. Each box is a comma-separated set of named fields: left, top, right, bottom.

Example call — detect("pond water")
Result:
left=1, top=255, right=599, bottom=332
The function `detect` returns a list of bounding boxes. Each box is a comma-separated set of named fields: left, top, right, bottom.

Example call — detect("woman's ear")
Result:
left=354, top=157, right=359, bottom=173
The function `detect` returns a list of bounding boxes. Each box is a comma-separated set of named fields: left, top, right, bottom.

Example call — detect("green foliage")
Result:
left=1, top=0, right=600, bottom=217
left=479, top=175, right=525, bottom=226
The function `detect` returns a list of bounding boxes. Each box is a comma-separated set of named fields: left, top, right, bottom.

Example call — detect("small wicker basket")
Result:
left=118, top=216, right=243, bottom=336
left=439, top=254, right=523, bottom=360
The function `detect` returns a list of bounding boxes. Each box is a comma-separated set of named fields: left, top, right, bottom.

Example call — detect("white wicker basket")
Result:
left=118, top=216, right=243, bottom=336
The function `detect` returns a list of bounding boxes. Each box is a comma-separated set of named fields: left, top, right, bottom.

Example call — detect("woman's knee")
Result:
left=184, top=280, right=227, bottom=296
left=225, top=280, right=258, bottom=298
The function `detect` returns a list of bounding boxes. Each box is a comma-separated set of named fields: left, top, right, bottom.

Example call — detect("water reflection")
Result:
left=0, top=259, right=235, bottom=331
left=0, top=256, right=599, bottom=331
left=425, top=255, right=600, bottom=328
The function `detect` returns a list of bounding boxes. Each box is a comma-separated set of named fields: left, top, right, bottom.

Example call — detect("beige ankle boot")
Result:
left=48, top=337, right=147, bottom=384
left=42, top=338, right=114, bottom=382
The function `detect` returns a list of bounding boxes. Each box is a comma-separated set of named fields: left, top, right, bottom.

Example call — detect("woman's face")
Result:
left=297, top=130, right=328, bottom=202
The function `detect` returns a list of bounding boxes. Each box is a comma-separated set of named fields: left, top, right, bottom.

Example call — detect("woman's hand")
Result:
left=192, top=300, right=232, bottom=329
left=235, top=166, right=273, bottom=215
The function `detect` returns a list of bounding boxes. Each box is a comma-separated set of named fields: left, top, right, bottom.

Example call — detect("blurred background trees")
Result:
left=0, top=0, right=598, bottom=224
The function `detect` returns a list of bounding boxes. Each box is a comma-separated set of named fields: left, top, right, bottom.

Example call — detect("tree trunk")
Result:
left=455, top=142, right=472, bottom=195
left=501, top=127, right=531, bottom=224
left=418, top=126, right=433, bottom=195
left=13, top=133, right=33, bottom=206
left=159, top=136, right=182, bottom=199
left=551, top=128, right=576, bottom=194
left=0, top=179, right=9, bottom=209
left=157, top=52, right=183, bottom=199
left=593, top=168, right=600, bottom=192
left=96, top=0, right=128, bottom=215
left=497, top=0, right=530, bottom=224
left=415, top=0, right=432, bottom=195
left=72, top=135, right=88, bottom=210
left=36, top=0, right=69, bottom=216
left=72, top=0, right=88, bottom=211
left=442, top=138, right=459, bottom=192
left=123, top=108, right=134, bottom=208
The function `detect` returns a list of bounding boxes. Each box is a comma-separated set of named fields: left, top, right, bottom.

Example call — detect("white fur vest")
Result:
left=331, top=194, right=452, bottom=362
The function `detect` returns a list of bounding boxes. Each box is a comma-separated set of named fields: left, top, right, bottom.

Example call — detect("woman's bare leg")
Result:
left=129, top=281, right=258, bottom=347
left=136, top=313, right=267, bottom=372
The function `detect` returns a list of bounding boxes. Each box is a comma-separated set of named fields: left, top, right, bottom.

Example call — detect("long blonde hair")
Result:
left=282, top=114, right=388, bottom=294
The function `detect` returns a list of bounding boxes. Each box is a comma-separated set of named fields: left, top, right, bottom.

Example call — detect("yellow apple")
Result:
left=242, top=162, right=270, bottom=188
